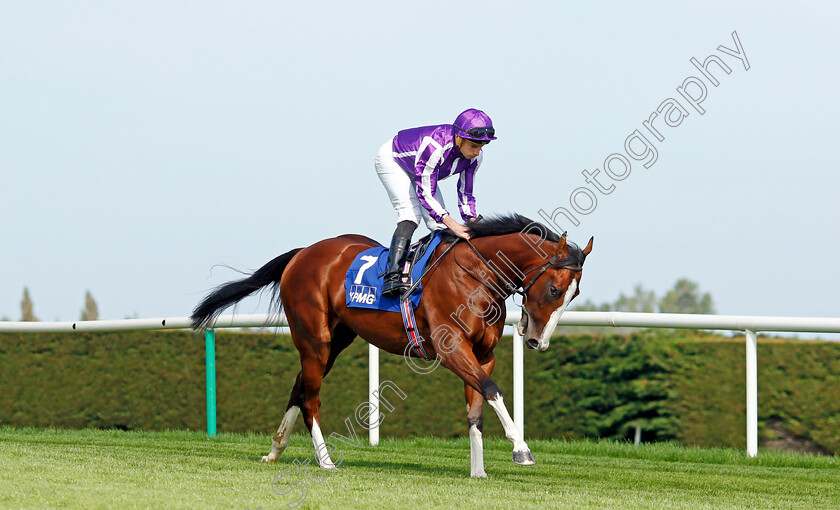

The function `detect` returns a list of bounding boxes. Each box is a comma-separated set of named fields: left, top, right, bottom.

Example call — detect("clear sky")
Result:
left=1, top=2, right=838, bottom=337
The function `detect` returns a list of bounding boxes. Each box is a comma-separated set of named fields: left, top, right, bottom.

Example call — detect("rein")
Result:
left=395, top=234, right=582, bottom=359
left=399, top=233, right=583, bottom=303
left=462, top=239, right=582, bottom=303
left=399, top=237, right=462, bottom=297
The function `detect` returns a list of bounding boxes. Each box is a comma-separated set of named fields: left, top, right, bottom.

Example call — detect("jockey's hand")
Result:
left=443, top=215, right=471, bottom=240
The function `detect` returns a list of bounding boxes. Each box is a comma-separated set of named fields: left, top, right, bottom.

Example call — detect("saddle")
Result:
left=400, top=232, right=437, bottom=281
left=345, top=232, right=445, bottom=361
left=345, top=232, right=444, bottom=313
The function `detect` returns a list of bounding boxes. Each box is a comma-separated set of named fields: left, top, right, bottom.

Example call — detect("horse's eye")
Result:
left=549, top=285, right=559, bottom=297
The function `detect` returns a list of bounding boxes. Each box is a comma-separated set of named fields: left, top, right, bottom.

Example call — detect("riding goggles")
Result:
left=456, top=126, right=495, bottom=139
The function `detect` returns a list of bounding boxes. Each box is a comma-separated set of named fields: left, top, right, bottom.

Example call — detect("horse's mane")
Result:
left=470, top=213, right=561, bottom=241
left=438, top=213, right=586, bottom=267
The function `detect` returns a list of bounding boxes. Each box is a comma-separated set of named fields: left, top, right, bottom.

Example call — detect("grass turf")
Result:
left=1, top=427, right=838, bottom=509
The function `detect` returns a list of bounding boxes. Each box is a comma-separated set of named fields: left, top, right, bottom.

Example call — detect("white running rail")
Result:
left=3, top=311, right=839, bottom=457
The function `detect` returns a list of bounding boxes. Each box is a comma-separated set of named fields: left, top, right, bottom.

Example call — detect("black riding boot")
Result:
left=381, top=235, right=411, bottom=298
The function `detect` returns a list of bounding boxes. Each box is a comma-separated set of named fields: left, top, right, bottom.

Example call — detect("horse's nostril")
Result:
left=525, top=339, right=539, bottom=350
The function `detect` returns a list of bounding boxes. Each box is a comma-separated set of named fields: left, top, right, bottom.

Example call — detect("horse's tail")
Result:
left=190, top=248, right=303, bottom=330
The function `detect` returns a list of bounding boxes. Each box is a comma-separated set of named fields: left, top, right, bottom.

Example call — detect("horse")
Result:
left=191, top=214, right=593, bottom=478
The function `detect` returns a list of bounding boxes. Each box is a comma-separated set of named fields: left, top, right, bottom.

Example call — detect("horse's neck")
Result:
left=470, top=234, right=551, bottom=283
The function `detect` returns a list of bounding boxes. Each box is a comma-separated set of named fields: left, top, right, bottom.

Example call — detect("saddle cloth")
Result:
left=345, top=232, right=444, bottom=312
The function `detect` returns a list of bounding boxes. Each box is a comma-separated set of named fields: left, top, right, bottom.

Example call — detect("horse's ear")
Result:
left=582, top=236, right=594, bottom=257
left=555, top=232, right=568, bottom=258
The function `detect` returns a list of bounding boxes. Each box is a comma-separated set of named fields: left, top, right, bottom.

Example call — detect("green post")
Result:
left=205, top=329, right=217, bottom=437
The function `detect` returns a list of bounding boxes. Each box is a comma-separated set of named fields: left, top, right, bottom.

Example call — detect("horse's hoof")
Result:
left=261, top=455, right=277, bottom=463
left=321, top=463, right=338, bottom=470
left=513, top=450, right=535, bottom=465
left=471, top=471, right=488, bottom=478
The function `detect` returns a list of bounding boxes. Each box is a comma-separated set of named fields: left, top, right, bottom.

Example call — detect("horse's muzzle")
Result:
left=517, top=311, right=528, bottom=337
left=525, top=338, right=540, bottom=350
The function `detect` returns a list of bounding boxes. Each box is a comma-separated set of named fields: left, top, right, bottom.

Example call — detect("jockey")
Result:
left=375, top=108, right=496, bottom=298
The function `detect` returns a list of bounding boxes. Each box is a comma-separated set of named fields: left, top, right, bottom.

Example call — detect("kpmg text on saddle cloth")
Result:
left=345, top=233, right=443, bottom=312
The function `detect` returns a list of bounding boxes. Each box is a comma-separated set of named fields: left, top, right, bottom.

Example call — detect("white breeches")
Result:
left=375, top=140, right=446, bottom=231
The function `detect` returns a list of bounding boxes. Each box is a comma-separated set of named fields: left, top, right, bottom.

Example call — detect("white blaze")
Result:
left=536, top=279, right=578, bottom=350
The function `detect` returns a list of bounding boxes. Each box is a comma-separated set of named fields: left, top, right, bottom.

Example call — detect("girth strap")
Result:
left=396, top=236, right=461, bottom=361
left=400, top=296, right=431, bottom=360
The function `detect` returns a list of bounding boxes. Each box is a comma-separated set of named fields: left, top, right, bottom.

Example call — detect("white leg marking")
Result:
left=310, top=419, right=337, bottom=470
left=261, top=406, right=300, bottom=462
left=469, top=424, right=487, bottom=478
left=487, top=395, right=532, bottom=459
left=536, top=279, right=578, bottom=350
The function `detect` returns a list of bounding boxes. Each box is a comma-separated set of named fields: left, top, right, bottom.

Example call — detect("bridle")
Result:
left=401, top=235, right=582, bottom=305
left=461, top=239, right=582, bottom=304
left=395, top=234, right=582, bottom=359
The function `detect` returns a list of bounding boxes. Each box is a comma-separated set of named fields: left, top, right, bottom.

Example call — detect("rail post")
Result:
left=745, top=328, right=758, bottom=457
left=369, top=343, right=380, bottom=445
left=513, top=326, right=524, bottom=436
left=206, top=329, right=217, bottom=437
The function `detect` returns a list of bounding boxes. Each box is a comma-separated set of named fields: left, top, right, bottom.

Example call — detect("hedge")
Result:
left=1, top=330, right=837, bottom=452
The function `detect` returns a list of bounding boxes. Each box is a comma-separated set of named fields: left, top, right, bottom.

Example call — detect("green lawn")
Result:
left=1, top=427, right=838, bottom=509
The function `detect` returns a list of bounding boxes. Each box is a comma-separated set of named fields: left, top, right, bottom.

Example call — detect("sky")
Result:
left=1, top=1, right=838, bottom=338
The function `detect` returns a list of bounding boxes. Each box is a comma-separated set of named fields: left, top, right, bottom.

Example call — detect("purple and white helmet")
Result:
left=453, top=108, right=497, bottom=141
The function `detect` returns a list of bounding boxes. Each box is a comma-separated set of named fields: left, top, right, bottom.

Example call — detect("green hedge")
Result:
left=1, top=330, right=837, bottom=452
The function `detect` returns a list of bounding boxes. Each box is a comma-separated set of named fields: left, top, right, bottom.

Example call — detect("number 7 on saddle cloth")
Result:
left=344, top=232, right=444, bottom=312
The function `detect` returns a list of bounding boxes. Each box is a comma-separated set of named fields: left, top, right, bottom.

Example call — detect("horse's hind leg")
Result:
left=304, top=323, right=356, bottom=470
left=261, top=372, right=305, bottom=463
left=262, top=320, right=356, bottom=468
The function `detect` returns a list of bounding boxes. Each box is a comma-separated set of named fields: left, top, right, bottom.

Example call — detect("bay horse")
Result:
left=191, top=214, right=593, bottom=478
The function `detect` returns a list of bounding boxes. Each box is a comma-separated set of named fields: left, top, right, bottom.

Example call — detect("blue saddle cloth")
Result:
left=345, top=232, right=444, bottom=312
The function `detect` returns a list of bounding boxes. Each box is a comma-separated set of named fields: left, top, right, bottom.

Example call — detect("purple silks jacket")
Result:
left=391, top=124, right=481, bottom=223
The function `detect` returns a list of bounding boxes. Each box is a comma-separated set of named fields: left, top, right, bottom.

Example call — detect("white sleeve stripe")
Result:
left=420, top=143, right=447, bottom=217
left=460, top=152, right=481, bottom=217
left=448, top=157, right=460, bottom=182
left=414, top=136, right=440, bottom=166
left=456, top=158, right=469, bottom=216
left=459, top=176, right=470, bottom=217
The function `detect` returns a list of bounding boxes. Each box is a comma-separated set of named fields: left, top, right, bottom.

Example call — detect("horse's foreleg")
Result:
left=445, top=349, right=534, bottom=471
left=465, top=384, right=487, bottom=478
left=486, top=393, right=534, bottom=465
left=464, top=356, right=495, bottom=478
left=261, top=372, right=305, bottom=462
